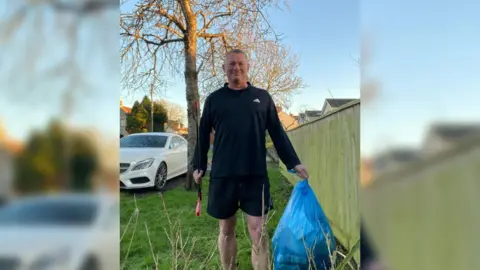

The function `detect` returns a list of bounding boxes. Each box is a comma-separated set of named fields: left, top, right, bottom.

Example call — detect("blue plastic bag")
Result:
left=272, top=176, right=336, bottom=270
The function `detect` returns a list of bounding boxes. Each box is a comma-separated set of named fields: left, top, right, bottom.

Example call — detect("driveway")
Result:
left=120, top=174, right=187, bottom=197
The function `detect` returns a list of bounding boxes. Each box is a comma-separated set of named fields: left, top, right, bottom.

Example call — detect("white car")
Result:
left=120, top=132, right=188, bottom=190
left=0, top=193, right=119, bottom=270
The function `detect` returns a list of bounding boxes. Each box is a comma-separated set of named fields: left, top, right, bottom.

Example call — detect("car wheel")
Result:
left=154, top=162, right=168, bottom=190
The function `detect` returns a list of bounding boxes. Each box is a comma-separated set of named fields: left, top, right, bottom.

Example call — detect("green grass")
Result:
left=120, top=167, right=358, bottom=270
left=120, top=168, right=293, bottom=269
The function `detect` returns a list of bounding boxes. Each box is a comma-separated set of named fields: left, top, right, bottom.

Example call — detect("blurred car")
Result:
left=120, top=132, right=188, bottom=190
left=0, top=193, right=119, bottom=270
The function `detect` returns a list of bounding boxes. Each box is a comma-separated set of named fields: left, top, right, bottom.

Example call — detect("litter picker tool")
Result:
left=194, top=99, right=202, bottom=216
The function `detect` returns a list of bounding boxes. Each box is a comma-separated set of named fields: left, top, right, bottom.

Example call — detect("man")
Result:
left=192, top=49, right=308, bottom=270
left=361, top=222, right=388, bottom=270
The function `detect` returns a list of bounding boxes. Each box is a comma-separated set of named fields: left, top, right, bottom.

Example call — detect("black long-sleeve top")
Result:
left=360, top=222, right=378, bottom=267
left=192, top=83, right=301, bottom=178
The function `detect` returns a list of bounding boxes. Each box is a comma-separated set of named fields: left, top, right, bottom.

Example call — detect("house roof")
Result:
left=429, top=123, right=480, bottom=141
left=121, top=106, right=131, bottom=114
left=120, top=100, right=131, bottom=114
left=165, top=120, right=184, bottom=132
left=166, top=119, right=182, bottom=126
left=305, top=110, right=322, bottom=118
left=0, top=138, right=23, bottom=155
left=372, top=148, right=420, bottom=174
left=278, top=111, right=298, bottom=130
left=373, top=148, right=420, bottom=165
left=325, top=98, right=358, bottom=108
left=361, top=159, right=374, bottom=186
left=0, top=119, right=23, bottom=155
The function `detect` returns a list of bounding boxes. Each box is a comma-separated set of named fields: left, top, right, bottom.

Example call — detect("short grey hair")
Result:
left=226, top=49, right=249, bottom=60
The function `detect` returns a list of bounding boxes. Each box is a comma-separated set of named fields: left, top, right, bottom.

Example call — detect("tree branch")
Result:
left=156, top=21, right=184, bottom=37
left=198, top=10, right=233, bottom=34
left=198, top=32, right=231, bottom=51
left=156, top=7, right=186, bottom=33
left=136, top=2, right=186, bottom=34
left=121, top=32, right=184, bottom=47
left=198, top=32, right=225, bottom=39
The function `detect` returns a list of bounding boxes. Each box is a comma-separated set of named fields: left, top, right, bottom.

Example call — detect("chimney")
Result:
left=120, top=100, right=123, bottom=106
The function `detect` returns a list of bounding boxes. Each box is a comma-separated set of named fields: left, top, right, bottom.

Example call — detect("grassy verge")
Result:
left=120, top=167, right=358, bottom=269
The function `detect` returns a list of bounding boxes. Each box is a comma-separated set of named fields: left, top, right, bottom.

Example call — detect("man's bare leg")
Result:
left=247, top=215, right=268, bottom=270
left=219, top=215, right=237, bottom=270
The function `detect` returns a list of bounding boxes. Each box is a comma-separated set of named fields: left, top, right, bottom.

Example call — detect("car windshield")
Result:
left=0, top=199, right=98, bottom=226
left=120, top=135, right=168, bottom=148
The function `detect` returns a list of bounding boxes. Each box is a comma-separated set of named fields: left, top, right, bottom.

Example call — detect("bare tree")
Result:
left=249, top=41, right=305, bottom=109
left=0, top=0, right=117, bottom=189
left=120, top=0, right=287, bottom=190
left=158, top=99, right=187, bottom=125
left=297, top=104, right=310, bottom=113
left=200, top=40, right=305, bottom=109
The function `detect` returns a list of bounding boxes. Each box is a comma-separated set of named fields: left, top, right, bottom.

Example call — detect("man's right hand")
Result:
left=193, top=170, right=204, bottom=184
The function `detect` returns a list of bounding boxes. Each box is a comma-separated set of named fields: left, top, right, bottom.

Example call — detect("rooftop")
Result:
left=429, top=123, right=480, bottom=141
left=325, top=98, right=358, bottom=108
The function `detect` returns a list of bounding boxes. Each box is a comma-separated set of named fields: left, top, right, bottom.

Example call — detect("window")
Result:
left=177, top=137, right=187, bottom=146
left=0, top=199, right=98, bottom=226
left=120, top=135, right=168, bottom=148
left=169, top=137, right=180, bottom=149
left=170, top=136, right=187, bottom=148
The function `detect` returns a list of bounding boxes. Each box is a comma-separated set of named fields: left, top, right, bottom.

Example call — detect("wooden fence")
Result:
left=279, top=100, right=360, bottom=262
left=362, top=134, right=480, bottom=269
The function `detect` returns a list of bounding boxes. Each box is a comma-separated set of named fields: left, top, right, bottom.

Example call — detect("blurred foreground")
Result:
left=0, top=0, right=119, bottom=269
left=362, top=131, right=480, bottom=269
left=0, top=193, right=119, bottom=270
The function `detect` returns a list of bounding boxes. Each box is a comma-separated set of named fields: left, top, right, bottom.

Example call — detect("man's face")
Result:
left=223, top=52, right=249, bottom=85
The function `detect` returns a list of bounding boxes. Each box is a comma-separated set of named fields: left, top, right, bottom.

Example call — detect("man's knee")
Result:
left=247, top=215, right=265, bottom=242
left=219, top=216, right=236, bottom=239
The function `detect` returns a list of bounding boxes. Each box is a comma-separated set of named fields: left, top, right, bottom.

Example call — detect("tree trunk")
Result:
left=150, top=86, right=154, bottom=132
left=183, top=10, right=198, bottom=191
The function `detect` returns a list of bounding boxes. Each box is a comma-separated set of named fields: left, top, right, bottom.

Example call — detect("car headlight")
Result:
left=131, top=158, right=155, bottom=171
left=30, top=249, right=70, bottom=270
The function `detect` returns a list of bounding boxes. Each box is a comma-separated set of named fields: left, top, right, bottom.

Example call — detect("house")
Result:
left=361, top=159, right=374, bottom=187
left=0, top=146, right=13, bottom=203
left=164, top=120, right=187, bottom=134
left=321, top=98, right=358, bottom=115
left=0, top=120, right=20, bottom=202
left=372, top=148, right=420, bottom=175
left=120, top=100, right=131, bottom=136
left=422, top=122, right=480, bottom=157
left=276, top=106, right=298, bottom=131
left=298, top=110, right=322, bottom=125
left=0, top=118, right=23, bottom=155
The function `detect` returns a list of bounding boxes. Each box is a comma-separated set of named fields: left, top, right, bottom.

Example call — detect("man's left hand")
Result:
left=294, top=164, right=309, bottom=179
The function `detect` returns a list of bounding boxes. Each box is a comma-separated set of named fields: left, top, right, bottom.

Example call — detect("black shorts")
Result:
left=207, top=175, right=274, bottom=219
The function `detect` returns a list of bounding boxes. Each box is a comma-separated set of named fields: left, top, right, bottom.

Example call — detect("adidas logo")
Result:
left=253, top=98, right=260, bottom=103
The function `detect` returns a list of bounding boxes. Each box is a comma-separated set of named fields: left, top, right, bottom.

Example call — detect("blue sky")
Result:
left=1, top=0, right=478, bottom=158
left=120, top=0, right=361, bottom=112
left=0, top=3, right=119, bottom=142
left=119, top=0, right=480, bottom=156
left=361, top=0, right=480, bottom=156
